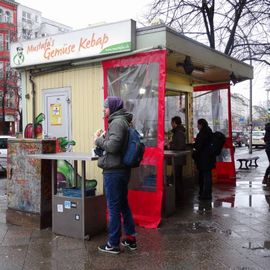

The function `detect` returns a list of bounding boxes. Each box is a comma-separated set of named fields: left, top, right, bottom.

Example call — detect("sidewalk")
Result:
left=0, top=148, right=270, bottom=270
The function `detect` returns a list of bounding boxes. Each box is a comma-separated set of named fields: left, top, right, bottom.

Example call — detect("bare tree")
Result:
left=145, top=0, right=270, bottom=64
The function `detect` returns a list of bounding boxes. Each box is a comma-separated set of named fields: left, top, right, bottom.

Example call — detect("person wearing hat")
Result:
left=94, top=96, right=137, bottom=254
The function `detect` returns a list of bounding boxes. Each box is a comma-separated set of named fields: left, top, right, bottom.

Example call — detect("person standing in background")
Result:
left=193, top=118, right=216, bottom=200
left=169, top=116, right=186, bottom=201
left=263, top=123, right=270, bottom=186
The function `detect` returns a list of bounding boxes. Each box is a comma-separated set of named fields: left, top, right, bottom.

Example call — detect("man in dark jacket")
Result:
left=95, top=96, right=136, bottom=254
left=169, top=116, right=186, bottom=200
left=193, top=118, right=216, bottom=200
left=170, top=116, right=186, bottom=151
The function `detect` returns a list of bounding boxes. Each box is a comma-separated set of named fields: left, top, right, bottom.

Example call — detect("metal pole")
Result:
left=249, top=56, right=253, bottom=154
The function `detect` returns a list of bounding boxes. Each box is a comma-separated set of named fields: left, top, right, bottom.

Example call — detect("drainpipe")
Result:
left=29, top=71, right=36, bottom=138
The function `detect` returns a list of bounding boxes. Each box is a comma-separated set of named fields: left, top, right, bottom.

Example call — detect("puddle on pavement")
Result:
left=193, top=194, right=270, bottom=209
left=169, top=221, right=233, bottom=236
left=242, top=241, right=270, bottom=257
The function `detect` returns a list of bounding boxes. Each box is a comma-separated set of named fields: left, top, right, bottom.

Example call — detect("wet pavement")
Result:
left=0, top=147, right=270, bottom=269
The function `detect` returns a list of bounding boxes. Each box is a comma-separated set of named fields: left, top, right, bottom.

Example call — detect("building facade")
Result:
left=0, top=3, right=72, bottom=135
left=231, top=93, right=249, bottom=131
left=17, top=5, right=72, bottom=41
left=0, top=0, right=18, bottom=135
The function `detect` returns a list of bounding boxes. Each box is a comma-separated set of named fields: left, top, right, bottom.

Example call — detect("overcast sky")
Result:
left=17, top=0, right=153, bottom=29
left=17, top=0, right=268, bottom=105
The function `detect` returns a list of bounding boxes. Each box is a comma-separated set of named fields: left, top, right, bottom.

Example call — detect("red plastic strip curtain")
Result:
left=102, top=50, right=167, bottom=228
left=193, top=83, right=236, bottom=185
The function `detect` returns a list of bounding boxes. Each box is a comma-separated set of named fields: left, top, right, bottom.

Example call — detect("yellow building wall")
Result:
left=24, top=64, right=105, bottom=194
left=22, top=67, right=195, bottom=193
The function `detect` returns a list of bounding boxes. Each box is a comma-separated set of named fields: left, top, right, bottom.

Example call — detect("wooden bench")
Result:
left=237, top=156, right=259, bottom=169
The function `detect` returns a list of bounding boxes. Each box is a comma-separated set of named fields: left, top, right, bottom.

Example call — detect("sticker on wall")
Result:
left=64, top=201, right=71, bottom=209
left=57, top=204, right=63, bottom=213
left=50, top=103, right=62, bottom=126
left=71, top=202, right=77, bottom=208
left=75, top=214, right=80, bottom=221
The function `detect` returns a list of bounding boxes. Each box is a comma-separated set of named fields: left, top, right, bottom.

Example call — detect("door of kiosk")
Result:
left=102, top=50, right=167, bottom=228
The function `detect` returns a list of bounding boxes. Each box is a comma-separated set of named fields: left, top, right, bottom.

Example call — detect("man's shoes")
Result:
left=121, top=238, right=137, bottom=251
left=98, top=243, right=120, bottom=254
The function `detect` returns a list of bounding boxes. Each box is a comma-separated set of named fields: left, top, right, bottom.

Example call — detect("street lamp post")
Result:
left=266, top=89, right=270, bottom=121
left=249, top=74, right=253, bottom=154
left=248, top=43, right=253, bottom=155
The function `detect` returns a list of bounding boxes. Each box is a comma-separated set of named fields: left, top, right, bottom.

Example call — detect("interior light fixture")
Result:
left=139, top=88, right=146, bottom=95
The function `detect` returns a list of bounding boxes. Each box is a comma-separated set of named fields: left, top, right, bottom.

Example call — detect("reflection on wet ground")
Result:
left=0, top=148, right=270, bottom=269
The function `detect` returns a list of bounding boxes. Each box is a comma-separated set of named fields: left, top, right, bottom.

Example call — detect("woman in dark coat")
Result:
left=263, top=123, right=270, bottom=185
left=193, top=118, right=216, bottom=200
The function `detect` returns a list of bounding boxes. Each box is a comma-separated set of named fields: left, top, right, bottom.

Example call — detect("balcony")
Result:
left=0, top=22, right=16, bottom=31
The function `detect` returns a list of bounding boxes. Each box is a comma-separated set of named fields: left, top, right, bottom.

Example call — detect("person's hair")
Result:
left=171, top=116, right=182, bottom=126
left=197, top=118, right=208, bottom=128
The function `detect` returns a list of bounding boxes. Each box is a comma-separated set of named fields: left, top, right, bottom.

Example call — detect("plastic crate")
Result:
left=62, top=188, right=96, bottom=198
left=143, top=175, right=156, bottom=187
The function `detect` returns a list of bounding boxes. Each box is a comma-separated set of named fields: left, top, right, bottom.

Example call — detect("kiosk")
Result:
left=10, top=20, right=253, bottom=229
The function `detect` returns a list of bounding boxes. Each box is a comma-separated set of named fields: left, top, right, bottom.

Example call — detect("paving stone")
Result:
left=0, top=149, right=270, bottom=269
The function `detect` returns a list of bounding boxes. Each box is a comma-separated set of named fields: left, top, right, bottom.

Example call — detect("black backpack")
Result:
left=210, top=131, right=226, bottom=156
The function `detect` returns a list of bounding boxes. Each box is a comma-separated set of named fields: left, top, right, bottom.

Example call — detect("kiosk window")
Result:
left=165, top=91, right=187, bottom=133
left=193, top=89, right=231, bottom=162
left=129, top=165, right=157, bottom=191
left=193, top=89, right=229, bottom=136
left=106, top=63, right=159, bottom=147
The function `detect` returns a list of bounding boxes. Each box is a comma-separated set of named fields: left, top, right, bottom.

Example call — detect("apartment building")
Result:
left=0, top=0, right=18, bottom=135
left=231, top=93, right=249, bottom=131
left=0, top=3, right=72, bottom=135
left=17, top=5, right=72, bottom=41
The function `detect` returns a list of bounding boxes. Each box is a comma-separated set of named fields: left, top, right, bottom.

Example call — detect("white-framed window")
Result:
left=6, top=89, right=16, bottom=109
left=22, top=11, right=31, bottom=24
left=5, top=33, right=10, bottom=50
left=0, top=34, right=3, bottom=51
left=22, top=29, right=32, bottom=40
left=0, top=62, right=3, bottom=79
left=6, top=63, right=10, bottom=79
left=0, top=91, right=3, bottom=108
left=0, top=9, right=3, bottom=23
left=5, top=11, right=12, bottom=23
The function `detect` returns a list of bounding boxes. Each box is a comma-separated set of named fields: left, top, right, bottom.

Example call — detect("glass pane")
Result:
left=216, top=148, right=232, bottom=162
left=193, top=89, right=229, bottom=137
left=0, top=139, right=7, bottom=149
left=0, top=34, right=3, bottom=51
left=107, top=63, right=159, bottom=147
left=165, top=91, right=187, bottom=132
left=129, top=165, right=157, bottom=192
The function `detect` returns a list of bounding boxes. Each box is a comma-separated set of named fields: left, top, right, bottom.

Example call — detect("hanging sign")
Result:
left=10, top=20, right=136, bottom=68
left=50, top=103, right=62, bottom=126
